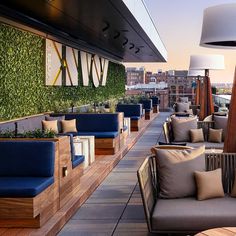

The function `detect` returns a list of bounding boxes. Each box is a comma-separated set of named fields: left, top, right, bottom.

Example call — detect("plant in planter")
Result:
left=0, top=129, right=56, bottom=138
left=0, top=129, right=16, bottom=138
left=108, top=99, right=117, bottom=113
left=22, top=129, right=56, bottom=138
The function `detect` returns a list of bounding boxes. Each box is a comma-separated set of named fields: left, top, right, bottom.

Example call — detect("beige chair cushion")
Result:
left=152, top=196, right=236, bottom=231
left=176, top=102, right=190, bottom=112
left=171, top=116, right=198, bottom=142
left=186, top=109, right=193, bottom=115
left=208, top=128, right=223, bottom=143
left=231, top=173, right=236, bottom=197
left=42, top=120, right=58, bottom=133
left=214, top=116, right=228, bottom=141
left=190, top=128, right=204, bottom=143
left=61, top=119, right=77, bottom=133
left=155, top=146, right=205, bottom=198
left=194, top=168, right=224, bottom=200
left=180, top=97, right=189, bottom=103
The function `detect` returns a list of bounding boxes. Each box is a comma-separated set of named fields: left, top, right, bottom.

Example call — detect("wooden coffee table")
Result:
left=196, top=227, right=236, bottom=236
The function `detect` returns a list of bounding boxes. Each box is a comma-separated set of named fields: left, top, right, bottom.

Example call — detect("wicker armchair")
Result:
left=162, top=120, right=222, bottom=149
left=137, top=151, right=236, bottom=234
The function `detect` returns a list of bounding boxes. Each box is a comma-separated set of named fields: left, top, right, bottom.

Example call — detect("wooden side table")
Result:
left=196, top=227, right=236, bottom=236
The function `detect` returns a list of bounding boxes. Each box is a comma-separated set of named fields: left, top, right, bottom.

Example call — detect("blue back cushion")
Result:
left=63, top=114, right=119, bottom=132
left=140, top=99, right=153, bottom=110
left=116, top=104, right=142, bottom=117
left=0, top=141, right=55, bottom=177
left=151, top=97, right=159, bottom=105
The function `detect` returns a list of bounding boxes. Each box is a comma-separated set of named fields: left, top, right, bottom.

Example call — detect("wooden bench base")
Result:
left=131, top=119, right=141, bottom=131
left=95, top=136, right=120, bottom=155
left=153, top=105, right=159, bottom=113
left=0, top=183, right=59, bottom=228
left=145, top=110, right=153, bottom=120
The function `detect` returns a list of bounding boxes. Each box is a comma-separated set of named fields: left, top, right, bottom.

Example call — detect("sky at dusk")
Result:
left=124, top=0, right=236, bottom=83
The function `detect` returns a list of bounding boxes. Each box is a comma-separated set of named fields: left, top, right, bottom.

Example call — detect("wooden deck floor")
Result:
left=0, top=112, right=169, bottom=236
left=58, top=112, right=169, bottom=236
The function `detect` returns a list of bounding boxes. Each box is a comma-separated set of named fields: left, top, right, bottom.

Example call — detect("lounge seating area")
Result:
left=1, top=0, right=236, bottom=235
left=0, top=104, right=159, bottom=232
left=138, top=145, right=236, bottom=234
left=163, top=112, right=228, bottom=149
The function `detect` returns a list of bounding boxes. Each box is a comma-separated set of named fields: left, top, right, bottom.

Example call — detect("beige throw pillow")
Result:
left=42, top=120, right=58, bottom=133
left=190, top=128, right=204, bottom=143
left=208, top=128, right=222, bottom=143
left=186, top=109, right=193, bottom=115
left=171, top=117, right=198, bottom=142
left=61, top=119, right=77, bottom=133
left=194, top=168, right=224, bottom=200
left=176, top=102, right=190, bottom=112
left=155, top=146, right=205, bottom=198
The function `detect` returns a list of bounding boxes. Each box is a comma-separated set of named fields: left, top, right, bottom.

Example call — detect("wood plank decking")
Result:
left=0, top=112, right=169, bottom=236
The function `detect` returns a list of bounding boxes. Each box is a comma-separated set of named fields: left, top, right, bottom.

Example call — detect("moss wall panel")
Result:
left=0, top=23, right=125, bottom=121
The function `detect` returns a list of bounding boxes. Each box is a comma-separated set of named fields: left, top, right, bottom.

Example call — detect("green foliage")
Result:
left=118, top=95, right=143, bottom=104
left=0, top=128, right=55, bottom=138
left=211, top=86, right=217, bottom=95
left=21, top=129, right=56, bottom=138
left=0, top=24, right=125, bottom=121
left=0, top=129, right=15, bottom=138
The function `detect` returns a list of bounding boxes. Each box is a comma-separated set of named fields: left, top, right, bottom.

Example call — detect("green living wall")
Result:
left=0, top=23, right=125, bottom=121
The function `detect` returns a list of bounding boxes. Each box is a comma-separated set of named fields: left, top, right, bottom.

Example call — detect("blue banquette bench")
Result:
left=150, top=96, right=159, bottom=113
left=139, top=99, right=153, bottom=120
left=0, top=141, right=59, bottom=227
left=0, top=114, right=85, bottom=169
left=116, top=104, right=143, bottom=131
left=50, top=113, right=125, bottom=155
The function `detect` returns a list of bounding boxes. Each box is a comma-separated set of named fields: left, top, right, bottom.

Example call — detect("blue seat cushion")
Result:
left=123, top=126, right=128, bottom=131
left=130, top=116, right=141, bottom=121
left=0, top=177, right=54, bottom=197
left=72, top=155, right=85, bottom=169
left=77, top=131, right=119, bottom=138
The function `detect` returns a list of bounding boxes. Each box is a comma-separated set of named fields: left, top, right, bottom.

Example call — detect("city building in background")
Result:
left=126, top=67, right=145, bottom=86
left=125, top=67, right=197, bottom=108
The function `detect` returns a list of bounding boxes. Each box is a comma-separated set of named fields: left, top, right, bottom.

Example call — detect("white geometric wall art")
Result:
left=80, top=51, right=109, bottom=87
left=100, top=57, right=109, bottom=86
left=65, top=47, right=78, bottom=86
left=80, top=51, right=92, bottom=86
left=45, top=39, right=63, bottom=86
left=92, top=54, right=101, bottom=88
